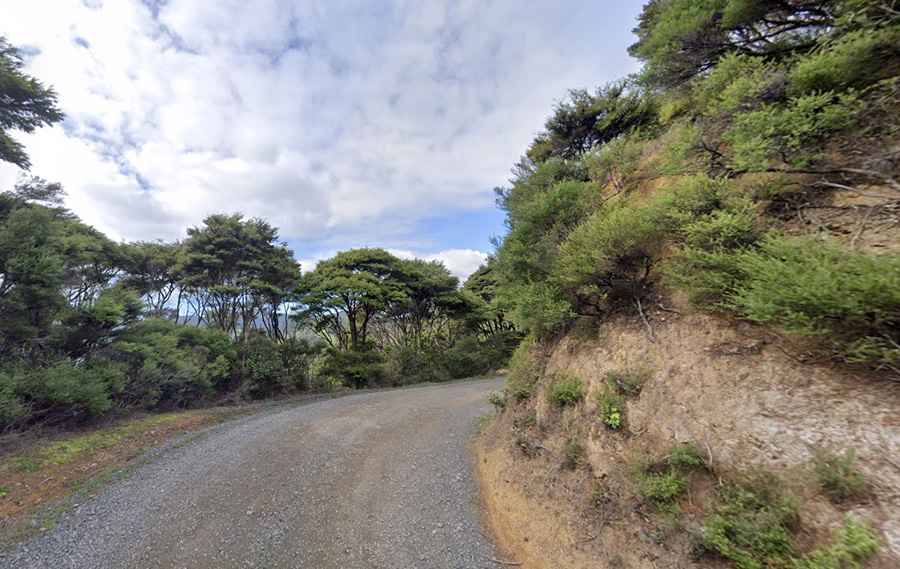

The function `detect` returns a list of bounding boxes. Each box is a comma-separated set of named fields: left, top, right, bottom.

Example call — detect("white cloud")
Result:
left=1, top=0, right=642, bottom=258
left=389, top=248, right=487, bottom=282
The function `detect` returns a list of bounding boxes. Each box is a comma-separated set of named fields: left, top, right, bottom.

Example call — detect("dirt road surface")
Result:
left=3, top=379, right=504, bottom=569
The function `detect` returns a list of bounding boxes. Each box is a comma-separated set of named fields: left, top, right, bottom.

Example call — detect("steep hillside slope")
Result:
left=478, top=308, right=899, bottom=568
left=477, top=3, right=900, bottom=568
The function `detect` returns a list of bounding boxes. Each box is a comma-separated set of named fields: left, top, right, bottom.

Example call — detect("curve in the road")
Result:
left=3, top=378, right=503, bottom=569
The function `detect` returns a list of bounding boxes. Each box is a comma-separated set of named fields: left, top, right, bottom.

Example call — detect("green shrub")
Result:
left=547, top=374, right=584, bottom=407
left=813, top=449, right=868, bottom=503
left=505, top=339, right=544, bottom=402
left=384, top=345, right=451, bottom=386
left=112, top=319, right=232, bottom=408
left=728, top=235, right=900, bottom=368
left=597, top=391, right=624, bottom=430
left=586, top=130, right=649, bottom=187
left=725, top=92, right=861, bottom=171
left=639, top=470, right=687, bottom=509
left=487, top=391, right=506, bottom=411
left=681, top=207, right=758, bottom=251
left=702, top=476, right=798, bottom=569
left=0, top=372, right=26, bottom=427
left=790, top=27, right=900, bottom=95
left=694, top=53, right=777, bottom=116
left=242, top=334, right=287, bottom=397
left=636, top=443, right=707, bottom=511
left=667, top=443, right=705, bottom=470
left=501, top=282, right=573, bottom=338
left=664, top=247, right=746, bottom=306
left=792, top=517, right=879, bottom=569
left=318, top=345, right=385, bottom=389
left=555, top=201, right=667, bottom=308
left=14, top=360, right=126, bottom=422
left=604, top=368, right=650, bottom=397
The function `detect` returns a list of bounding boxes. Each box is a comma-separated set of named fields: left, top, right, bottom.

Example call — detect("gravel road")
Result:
left=3, top=378, right=504, bottom=569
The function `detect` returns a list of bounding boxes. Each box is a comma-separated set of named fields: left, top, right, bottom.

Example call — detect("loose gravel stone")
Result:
left=2, top=379, right=503, bottom=569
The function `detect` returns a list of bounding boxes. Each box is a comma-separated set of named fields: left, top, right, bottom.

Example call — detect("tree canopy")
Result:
left=0, top=38, right=63, bottom=169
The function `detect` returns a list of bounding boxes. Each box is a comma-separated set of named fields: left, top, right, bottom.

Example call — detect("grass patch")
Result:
left=547, top=374, right=583, bottom=408
left=813, top=449, right=868, bottom=503
left=4, top=412, right=202, bottom=474
left=635, top=443, right=706, bottom=512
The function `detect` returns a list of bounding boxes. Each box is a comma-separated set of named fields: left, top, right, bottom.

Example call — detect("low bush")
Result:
left=384, top=345, right=451, bottom=386
left=725, top=92, right=861, bottom=171
left=703, top=474, right=879, bottom=569
left=547, top=374, right=584, bottom=408
left=6, top=360, right=126, bottom=425
left=789, top=27, right=900, bottom=95
left=604, top=368, right=649, bottom=397
left=728, top=236, right=900, bottom=369
left=487, top=391, right=506, bottom=411
left=317, top=345, right=385, bottom=389
left=597, top=391, right=624, bottom=430
left=555, top=201, right=666, bottom=310
left=636, top=443, right=707, bottom=511
left=111, top=318, right=233, bottom=409
left=667, top=443, right=705, bottom=470
left=702, top=475, right=798, bottom=569
left=638, top=470, right=688, bottom=509
left=505, top=338, right=545, bottom=402
left=813, top=449, right=868, bottom=503
left=792, top=517, right=879, bottom=569
left=501, top=282, right=573, bottom=338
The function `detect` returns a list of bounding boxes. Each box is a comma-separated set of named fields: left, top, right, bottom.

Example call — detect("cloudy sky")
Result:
left=0, top=0, right=643, bottom=279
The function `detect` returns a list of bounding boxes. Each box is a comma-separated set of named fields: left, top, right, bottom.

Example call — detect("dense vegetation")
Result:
left=492, top=0, right=900, bottom=378
left=0, top=42, right=518, bottom=431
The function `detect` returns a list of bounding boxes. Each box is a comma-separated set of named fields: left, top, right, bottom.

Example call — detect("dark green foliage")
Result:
left=547, top=374, right=583, bottom=407
left=813, top=449, right=868, bottom=503
left=703, top=476, right=798, bottom=569
left=527, top=82, right=658, bottom=163
left=180, top=214, right=300, bottom=340
left=554, top=201, right=665, bottom=313
left=630, top=0, right=842, bottom=88
left=295, top=248, right=409, bottom=351
left=0, top=38, right=64, bottom=169
left=4, top=360, right=126, bottom=426
left=111, top=318, right=235, bottom=409
left=318, top=344, right=385, bottom=390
